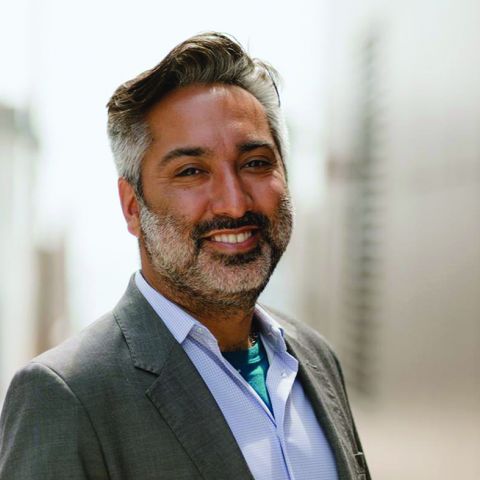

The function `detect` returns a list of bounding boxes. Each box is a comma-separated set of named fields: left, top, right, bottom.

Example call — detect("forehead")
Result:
left=145, top=83, right=274, bottom=148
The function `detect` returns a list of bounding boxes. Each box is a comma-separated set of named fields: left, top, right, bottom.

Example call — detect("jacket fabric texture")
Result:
left=0, top=277, right=370, bottom=479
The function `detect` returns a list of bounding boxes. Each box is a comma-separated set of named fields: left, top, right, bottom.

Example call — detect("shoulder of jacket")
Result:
left=29, top=311, right=123, bottom=383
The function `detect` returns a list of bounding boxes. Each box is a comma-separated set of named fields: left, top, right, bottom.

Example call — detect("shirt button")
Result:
left=281, top=371, right=287, bottom=378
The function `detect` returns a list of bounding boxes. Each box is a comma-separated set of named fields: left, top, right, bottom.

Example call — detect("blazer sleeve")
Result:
left=0, top=362, right=108, bottom=480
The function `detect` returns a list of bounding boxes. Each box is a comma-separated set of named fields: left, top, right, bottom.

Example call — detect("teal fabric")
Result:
left=222, top=339, right=272, bottom=414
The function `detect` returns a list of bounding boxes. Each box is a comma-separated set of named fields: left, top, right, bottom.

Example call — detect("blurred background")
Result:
left=1, top=0, right=479, bottom=478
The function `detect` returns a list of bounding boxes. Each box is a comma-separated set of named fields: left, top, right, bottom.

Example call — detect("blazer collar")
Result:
left=112, top=275, right=254, bottom=480
left=113, top=275, right=177, bottom=375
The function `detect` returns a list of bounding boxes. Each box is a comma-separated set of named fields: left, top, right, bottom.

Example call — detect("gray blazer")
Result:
left=0, top=277, right=370, bottom=480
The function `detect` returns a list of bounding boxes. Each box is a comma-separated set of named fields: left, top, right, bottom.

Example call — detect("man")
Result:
left=0, top=33, right=369, bottom=479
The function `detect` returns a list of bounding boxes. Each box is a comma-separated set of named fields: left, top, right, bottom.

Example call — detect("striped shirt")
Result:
left=135, top=271, right=338, bottom=480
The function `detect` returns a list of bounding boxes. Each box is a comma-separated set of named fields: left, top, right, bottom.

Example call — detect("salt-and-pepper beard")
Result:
left=138, top=194, right=293, bottom=310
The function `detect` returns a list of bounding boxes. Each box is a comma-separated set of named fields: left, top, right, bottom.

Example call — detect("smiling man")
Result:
left=0, top=33, right=369, bottom=480
left=124, top=83, right=293, bottom=352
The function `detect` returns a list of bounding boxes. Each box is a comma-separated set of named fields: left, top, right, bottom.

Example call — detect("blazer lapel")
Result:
left=147, top=345, right=254, bottom=479
left=113, top=277, right=254, bottom=480
left=283, top=331, right=359, bottom=480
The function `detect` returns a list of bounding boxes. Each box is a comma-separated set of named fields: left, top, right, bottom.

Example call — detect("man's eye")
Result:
left=244, top=159, right=270, bottom=168
left=177, top=167, right=202, bottom=177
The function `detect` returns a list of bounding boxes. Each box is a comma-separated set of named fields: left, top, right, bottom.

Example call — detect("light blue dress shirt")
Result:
left=135, top=271, right=338, bottom=480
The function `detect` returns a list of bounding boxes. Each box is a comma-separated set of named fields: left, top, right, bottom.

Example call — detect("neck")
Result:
left=140, top=263, right=258, bottom=351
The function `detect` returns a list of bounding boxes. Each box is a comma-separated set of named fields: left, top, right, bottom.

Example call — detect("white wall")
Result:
left=325, top=1, right=480, bottom=478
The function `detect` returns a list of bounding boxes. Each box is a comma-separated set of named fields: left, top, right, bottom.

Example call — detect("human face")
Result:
left=138, top=84, right=293, bottom=305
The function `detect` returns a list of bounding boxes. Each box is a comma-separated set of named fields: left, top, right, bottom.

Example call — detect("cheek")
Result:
left=160, top=188, right=209, bottom=223
left=251, top=177, right=288, bottom=211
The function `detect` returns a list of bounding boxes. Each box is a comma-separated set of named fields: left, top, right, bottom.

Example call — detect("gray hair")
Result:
left=106, top=32, right=288, bottom=197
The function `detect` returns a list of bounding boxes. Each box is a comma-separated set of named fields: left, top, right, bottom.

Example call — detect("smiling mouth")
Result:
left=199, top=227, right=264, bottom=264
left=209, top=231, right=253, bottom=244
left=202, top=227, right=260, bottom=250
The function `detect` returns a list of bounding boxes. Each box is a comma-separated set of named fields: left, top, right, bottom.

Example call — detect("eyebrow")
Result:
left=159, top=140, right=276, bottom=167
left=160, top=147, right=208, bottom=166
left=238, top=140, right=275, bottom=153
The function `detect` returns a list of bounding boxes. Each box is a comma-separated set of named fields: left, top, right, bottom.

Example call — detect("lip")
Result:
left=202, top=226, right=260, bottom=253
left=202, top=226, right=259, bottom=238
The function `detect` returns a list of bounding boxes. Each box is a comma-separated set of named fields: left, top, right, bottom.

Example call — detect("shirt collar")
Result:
left=135, top=270, right=288, bottom=354
left=255, top=304, right=288, bottom=353
left=135, top=270, right=201, bottom=345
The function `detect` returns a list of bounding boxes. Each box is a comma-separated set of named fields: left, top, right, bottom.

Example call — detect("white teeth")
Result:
left=211, top=231, right=253, bottom=244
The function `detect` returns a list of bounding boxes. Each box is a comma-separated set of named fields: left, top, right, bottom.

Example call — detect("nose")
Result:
left=210, top=169, right=253, bottom=218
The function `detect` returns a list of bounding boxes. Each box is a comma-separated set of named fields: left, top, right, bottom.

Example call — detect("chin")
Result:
left=153, top=253, right=274, bottom=309
left=193, top=247, right=274, bottom=293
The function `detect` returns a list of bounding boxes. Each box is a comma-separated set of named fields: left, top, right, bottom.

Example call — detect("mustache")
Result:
left=193, top=211, right=270, bottom=240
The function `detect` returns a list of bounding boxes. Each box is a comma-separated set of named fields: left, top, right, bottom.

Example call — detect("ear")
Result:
left=118, top=177, right=141, bottom=238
